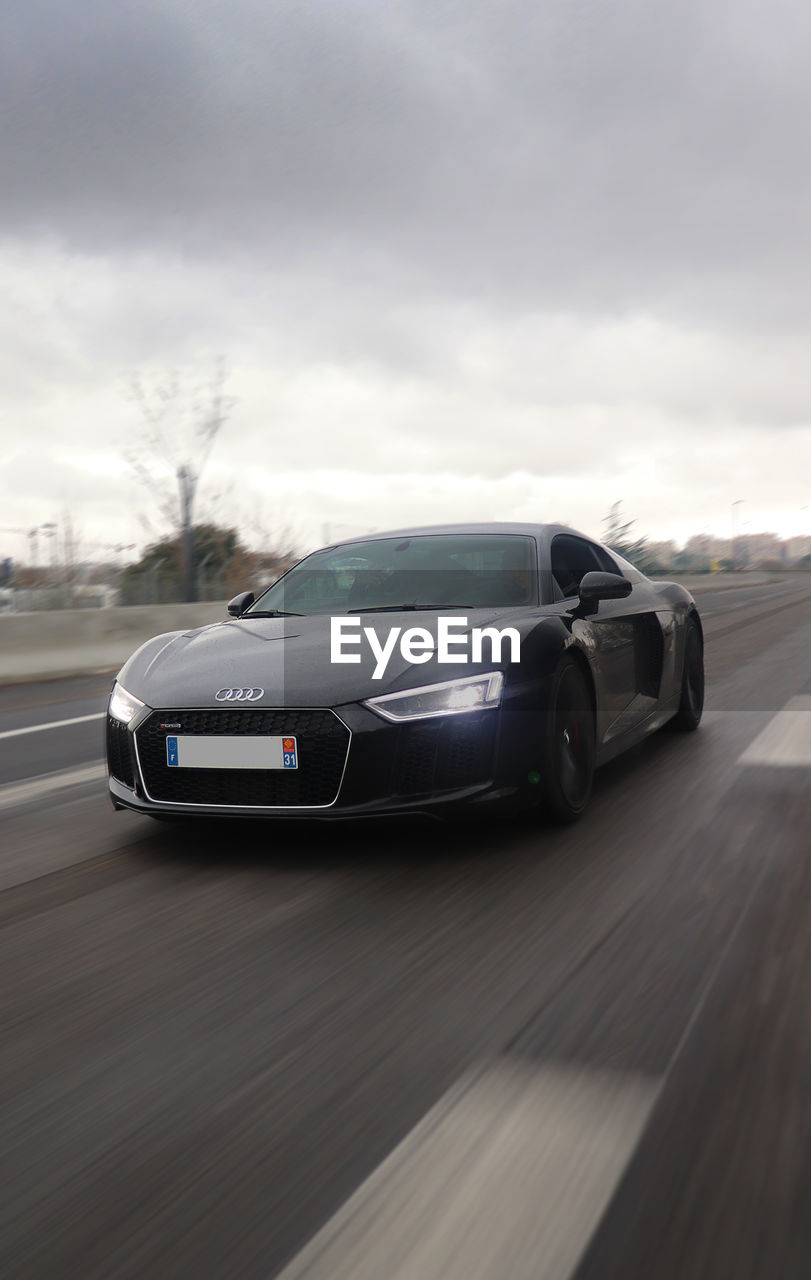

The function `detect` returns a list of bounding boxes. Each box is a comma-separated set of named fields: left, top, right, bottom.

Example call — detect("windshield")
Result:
left=246, top=534, right=538, bottom=616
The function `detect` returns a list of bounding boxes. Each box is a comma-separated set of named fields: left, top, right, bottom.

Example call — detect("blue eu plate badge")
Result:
left=166, top=736, right=179, bottom=767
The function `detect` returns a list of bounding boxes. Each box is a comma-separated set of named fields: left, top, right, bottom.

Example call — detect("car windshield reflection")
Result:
left=246, top=534, right=539, bottom=616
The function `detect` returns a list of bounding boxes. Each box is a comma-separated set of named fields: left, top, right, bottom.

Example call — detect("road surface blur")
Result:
left=1, top=576, right=809, bottom=1279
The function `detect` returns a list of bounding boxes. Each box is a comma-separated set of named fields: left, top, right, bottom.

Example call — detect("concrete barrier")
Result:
left=0, top=602, right=227, bottom=686
left=650, top=572, right=779, bottom=593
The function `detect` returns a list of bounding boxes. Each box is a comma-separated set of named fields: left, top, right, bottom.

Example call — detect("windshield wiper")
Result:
left=340, top=603, right=478, bottom=613
left=244, top=609, right=303, bottom=617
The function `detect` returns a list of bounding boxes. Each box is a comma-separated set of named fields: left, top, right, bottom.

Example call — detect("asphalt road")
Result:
left=1, top=578, right=809, bottom=1279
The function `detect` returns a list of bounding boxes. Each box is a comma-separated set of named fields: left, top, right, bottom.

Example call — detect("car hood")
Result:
left=116, top=608, right=535, bottom=708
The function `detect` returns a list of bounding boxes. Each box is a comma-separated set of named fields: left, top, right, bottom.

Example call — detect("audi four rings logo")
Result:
left=215, top=687, right=264, bottom=701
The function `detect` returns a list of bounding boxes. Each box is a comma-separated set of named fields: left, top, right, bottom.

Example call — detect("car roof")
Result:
left=324, top=521, right=599, bottom=548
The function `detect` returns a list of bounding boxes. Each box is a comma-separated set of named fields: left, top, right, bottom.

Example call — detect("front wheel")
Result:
left=541, top=659, right=596, bottom=824
left=672, top=616, right=704, bottom=731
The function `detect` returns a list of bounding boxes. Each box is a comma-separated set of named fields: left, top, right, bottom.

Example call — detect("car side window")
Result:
left=593, top=544, right=623, bottom=575
left=550, top=535, right=604, bottom=598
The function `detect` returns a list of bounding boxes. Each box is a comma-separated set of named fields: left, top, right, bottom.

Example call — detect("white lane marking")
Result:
left=737, top=695, right=811, bottom=767
left=0, top=763, right=107, bottom=810
left=0, top=712, right=105, bottom=741
left=276, top=1060, right=660, bottom=1280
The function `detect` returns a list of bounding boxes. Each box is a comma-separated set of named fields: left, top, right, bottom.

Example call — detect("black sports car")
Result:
left=107, top=523, right=704, bottom=823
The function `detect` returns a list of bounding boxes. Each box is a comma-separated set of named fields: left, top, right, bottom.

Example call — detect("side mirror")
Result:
left=578, top=572, right=632, bottom=610
left=227, top=590, right=255, bottom=618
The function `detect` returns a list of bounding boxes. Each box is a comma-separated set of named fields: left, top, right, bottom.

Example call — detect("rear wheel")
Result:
left=541, top=659, right=596, bottom=824
left=672, top=617, right=704, bottom=731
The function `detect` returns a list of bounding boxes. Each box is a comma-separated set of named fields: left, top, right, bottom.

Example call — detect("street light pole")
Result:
left=731, top=499, right=744, bottom=567
left=177, top=465, right=198, bottom=602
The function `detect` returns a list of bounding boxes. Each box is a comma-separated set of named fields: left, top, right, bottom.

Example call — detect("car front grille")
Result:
left=135, top=709, right=350, bottom=808
left=107, top=715, right=135, bottom=788
left=395, top=715, right=496, bottom=796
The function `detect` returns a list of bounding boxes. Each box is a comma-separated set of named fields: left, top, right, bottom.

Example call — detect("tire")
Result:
left=672, top=616, right=704, bottom=731
left=541, top=658, right=596, bottom=824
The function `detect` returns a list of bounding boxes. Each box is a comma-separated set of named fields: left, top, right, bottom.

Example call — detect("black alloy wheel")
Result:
left=672, top=617, right=704, bottom=731
left=542, top=658, right=596, bottom=824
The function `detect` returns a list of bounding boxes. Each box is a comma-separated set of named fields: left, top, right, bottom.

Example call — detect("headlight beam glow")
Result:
left=364, top=672, right=504, bottom=723
left=108, top=682, right=146, bottom=725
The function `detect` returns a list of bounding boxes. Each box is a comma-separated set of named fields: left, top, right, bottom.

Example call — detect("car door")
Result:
left=594, top=543, right=677, bottom=715
left=549, top=534, right=657, bottom=743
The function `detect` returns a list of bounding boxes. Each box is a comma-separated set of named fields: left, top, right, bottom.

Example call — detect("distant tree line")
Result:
left=117, top=524, right=296, bottom=606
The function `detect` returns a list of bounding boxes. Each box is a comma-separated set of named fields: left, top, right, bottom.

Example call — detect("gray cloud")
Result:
left=2, top=0, right=810, bottom=557
left=4, top=0, right=811, bottom=328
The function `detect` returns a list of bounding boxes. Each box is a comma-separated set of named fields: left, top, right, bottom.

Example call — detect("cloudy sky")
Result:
left=2, top=0, right=810, bottom=564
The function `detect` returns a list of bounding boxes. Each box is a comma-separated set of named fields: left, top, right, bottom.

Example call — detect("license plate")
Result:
left=165, top=735, right=298, bottom=770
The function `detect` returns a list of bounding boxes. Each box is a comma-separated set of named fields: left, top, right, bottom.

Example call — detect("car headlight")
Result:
left=364, top=672, right=504, bottom=723
left=109, top=682, right=146, bottom=725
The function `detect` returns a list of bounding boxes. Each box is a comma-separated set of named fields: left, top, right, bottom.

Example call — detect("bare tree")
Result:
left=602, top=501, right=653, bottom=571
left=124, top=358, right=236, bottom=601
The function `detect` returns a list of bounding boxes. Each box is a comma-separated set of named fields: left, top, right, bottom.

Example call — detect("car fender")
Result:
left=114, top=630, right=188, bottom=700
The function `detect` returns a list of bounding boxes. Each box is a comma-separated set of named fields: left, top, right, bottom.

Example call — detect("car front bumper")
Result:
left=107, top=697, right=543, bottom=821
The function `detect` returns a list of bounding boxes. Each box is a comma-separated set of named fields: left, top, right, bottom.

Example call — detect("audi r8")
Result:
left=106, top=523, right=704, bottom=824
